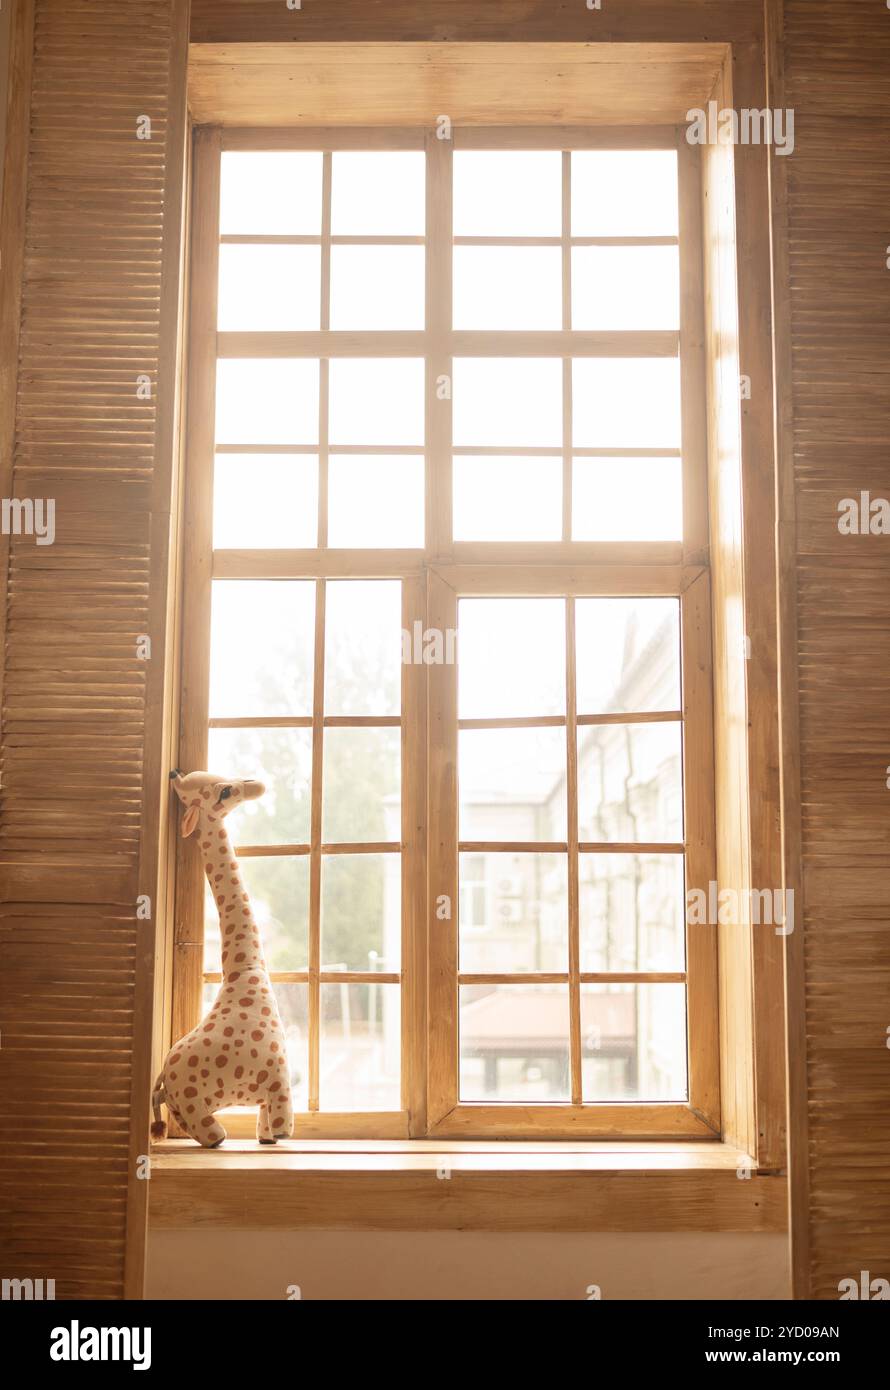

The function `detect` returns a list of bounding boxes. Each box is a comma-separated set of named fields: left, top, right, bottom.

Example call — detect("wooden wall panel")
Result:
left=771, top=0, right=890, bottom=1299
left=0, top=0, right=188, bottom=1299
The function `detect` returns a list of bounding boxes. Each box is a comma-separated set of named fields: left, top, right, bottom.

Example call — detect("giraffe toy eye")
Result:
left=219, top=785, right=233, bottom=800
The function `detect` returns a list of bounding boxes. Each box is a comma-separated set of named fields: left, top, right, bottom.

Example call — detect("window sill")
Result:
left=150, top=1140, right=787, bottom=1233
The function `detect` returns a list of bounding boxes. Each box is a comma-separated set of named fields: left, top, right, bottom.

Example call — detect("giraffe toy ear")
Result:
left=181, top=804, right=200, bottom=838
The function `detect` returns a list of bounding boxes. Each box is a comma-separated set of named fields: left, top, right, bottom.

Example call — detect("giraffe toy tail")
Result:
left=150, top=1074, right=168, bottom=1140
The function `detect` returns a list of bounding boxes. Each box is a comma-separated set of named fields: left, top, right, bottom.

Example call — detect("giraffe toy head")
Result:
left=170, top=768, right=265, bottom=837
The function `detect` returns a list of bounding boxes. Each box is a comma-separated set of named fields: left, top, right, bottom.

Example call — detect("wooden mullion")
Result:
left=565, top=597, right=583, bottom=1106
left=425, top=129, right=452, bottom=560
left=561, top=150, right=572, bottom=543
left=216, top=329, right=678, bottom=358
left=453, top=446, right=682, bottom=457
left=426, top=570, right=459, bottom=1124
left=577, top=710, right=683, bottom=726
left=318, top=151, right=332, bottom=549
left=458, top=972, right=687, bottom=986
left=402, top=576, right=428, bottom=1135
left=452, top=235, right=679, bottom=248
left=220, top=234, right=425, bottom=245
left=677, top=135, right=709, bottom=566
left=307, top=578, right=327, bottom=1111
left=681, top=570, right=720, bottom=1129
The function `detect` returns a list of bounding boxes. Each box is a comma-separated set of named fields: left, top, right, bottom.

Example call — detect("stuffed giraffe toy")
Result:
left=151, top=769, right=294, bottom=1148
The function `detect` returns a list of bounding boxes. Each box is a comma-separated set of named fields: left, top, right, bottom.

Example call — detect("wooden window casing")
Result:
left=173, top=124, right=718, bottom=1141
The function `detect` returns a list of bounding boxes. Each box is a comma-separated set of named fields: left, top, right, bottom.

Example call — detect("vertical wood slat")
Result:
left=771, top=0, right=890, bottom=1300
left=0, top=0, right=189, bottom=1299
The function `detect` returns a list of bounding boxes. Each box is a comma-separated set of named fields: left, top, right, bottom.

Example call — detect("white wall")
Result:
left=148, top=1229, right=789, bottom=1300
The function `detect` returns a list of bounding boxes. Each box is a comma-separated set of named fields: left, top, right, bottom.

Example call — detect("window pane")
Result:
left=209, top=580, right=315, bottom=718
left=581, top=983, right=687, bottom=1101
left=453, top=151, right=561, bottom=236
left=220, top=854, right=310, bottom=973
left=453, top=247, right=561, bottom=329
left=458, top=597, right=565, bottom=719
left=208, top=727, right=313, bottom=846
left=320, top=983, right=400, bottom=1110
left=459, top=727, right=567, bottom=841
left=216, top=359, right=320, bottom=446
left=572, top=358, right=681, bottom=449
left=219, top=151, right=323, bottom=235
left=571, top=150, right=678, bottom=236
left=459, top=852, right=568, bottom=973
left=571, top=246, right=679, bottom=330
left=575, top=598, right=681, bottom=714
left=331, top=151, right=425, bottom=235
left=328, top=455, right=424, bottom=548
left=577, top=722, right=683, bottom=844
left=218, top=244, right=321, bottom=331
left=330, top=245, right=424, bottom=330
left=321, top=853, right=400, bottom=972
left=453, top=358, right=562, bottom=448
left=213, top=455, right=318, bottom=549
left=322, top=727, right=401, bottom=843
left=325, top=580, right=401, bottom=717
left=460, top=984, right=570, bottom=1101
left=328, top=359, right=424, bottom=446
left=572, top=457, right=682, bottom=541
left=274, top=982, right=310, bottom=1112
left=579, top=853, right=685, bottom=972
left=453, top=455, right=562, bottom=541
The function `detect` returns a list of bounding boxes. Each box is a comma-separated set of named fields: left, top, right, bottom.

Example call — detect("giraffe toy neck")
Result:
left=199, top=814, right=268, bottom=976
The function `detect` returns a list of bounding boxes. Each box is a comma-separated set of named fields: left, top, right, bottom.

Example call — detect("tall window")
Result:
left=176, top=126, right=717, bottom=1139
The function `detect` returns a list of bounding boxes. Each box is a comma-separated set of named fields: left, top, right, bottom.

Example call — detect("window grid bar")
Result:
left=565, top=596, right=583, bottom=1105
left=219, top=234, right=678, bottom=248
left=561, top=150, right=573, bottom=544
left=216, top=329, right=679, bottom=358
left=457, top=973, right=687, bottom=986
left=317, top=151, right=332, bottom=548
left=307, top=577, right=327, bottom=1111
left=205, top=972, right=401, bottom=986
left=235, top=841, right=401, bottom=858
left=214, top=444, right=682, bottom=458
left=220, top=234, right=425, bottom=246
left=457, top=840, right=687, bottom=854
left=456, top=710, right=683, bottom=731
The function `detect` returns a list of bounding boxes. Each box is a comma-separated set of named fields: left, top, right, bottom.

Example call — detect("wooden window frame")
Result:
left=172, top=123, right=717, bottom=1141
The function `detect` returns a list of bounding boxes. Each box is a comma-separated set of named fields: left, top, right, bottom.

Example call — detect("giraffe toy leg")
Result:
left=189, top=1110, right=227, bottom=1149
left=269, top=1070, right=294, bottom=1140
left=257, top=1101, right=277, bottom=1145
